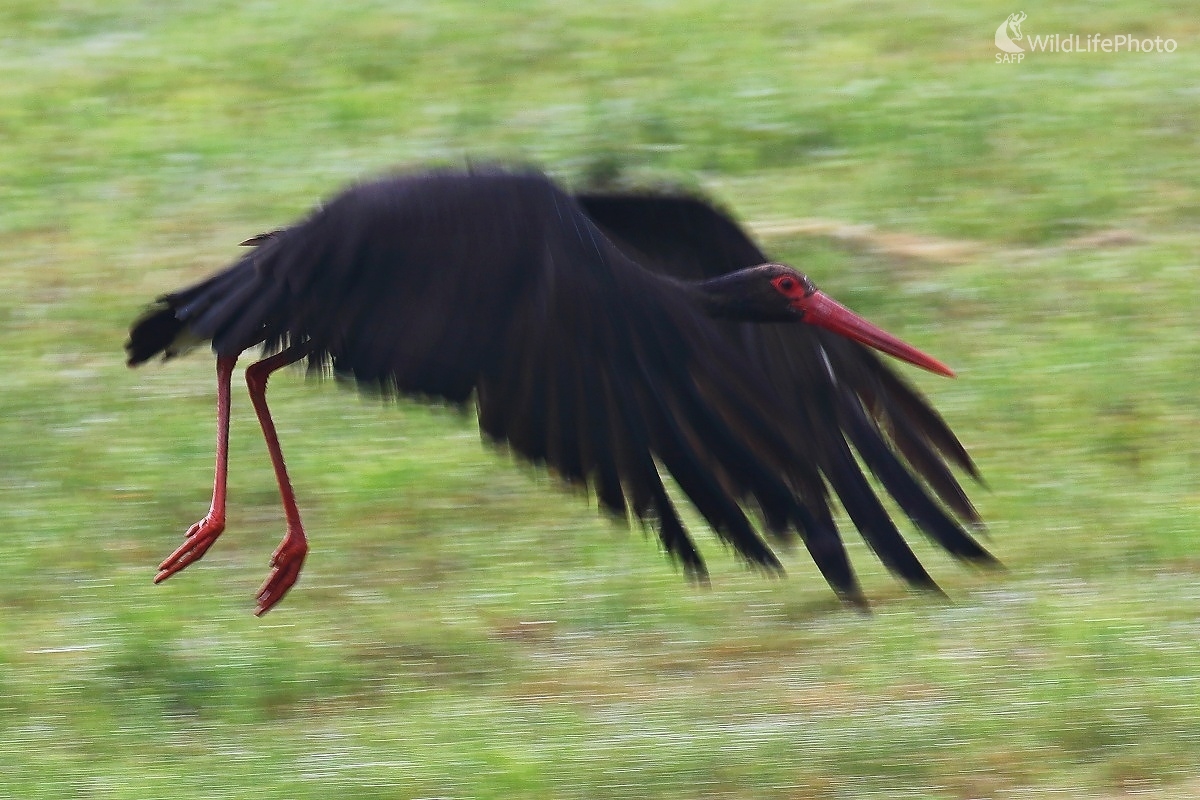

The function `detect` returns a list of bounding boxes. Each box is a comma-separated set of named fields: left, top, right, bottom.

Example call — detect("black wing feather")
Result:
left=579, top=187, right=994, bottom=590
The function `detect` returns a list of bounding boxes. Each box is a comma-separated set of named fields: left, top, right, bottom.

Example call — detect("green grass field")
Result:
left=3, top=1, right=1199, bottom=797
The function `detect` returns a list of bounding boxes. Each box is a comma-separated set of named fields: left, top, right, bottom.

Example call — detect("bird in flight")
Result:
left=127, top=166, right=993, bottom=615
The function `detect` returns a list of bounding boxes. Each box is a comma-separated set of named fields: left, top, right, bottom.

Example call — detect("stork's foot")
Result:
left=254, top=529, right=308, bottom=616
left=155, top=514, right=225, bottom=584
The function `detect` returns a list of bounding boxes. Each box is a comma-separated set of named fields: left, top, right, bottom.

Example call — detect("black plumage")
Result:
left=128, top=165, right=994, bottom=614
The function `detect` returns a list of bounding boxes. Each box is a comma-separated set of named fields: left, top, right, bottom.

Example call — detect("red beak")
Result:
left=795, top=291, right=955, bottom=378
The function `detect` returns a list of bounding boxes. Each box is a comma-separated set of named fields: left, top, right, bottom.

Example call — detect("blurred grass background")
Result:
left=2, top=1, right=1199, bottom=797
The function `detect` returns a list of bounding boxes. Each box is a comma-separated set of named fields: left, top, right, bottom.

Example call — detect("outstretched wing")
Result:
left=577, top=189, right=994, bottom=594
left=473, top=186, right=871, bottom=601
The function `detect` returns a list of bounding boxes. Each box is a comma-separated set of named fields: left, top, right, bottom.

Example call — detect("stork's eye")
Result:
left=775, top=277, right=797, bottom=292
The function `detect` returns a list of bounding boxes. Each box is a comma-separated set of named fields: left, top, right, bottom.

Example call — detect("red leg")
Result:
left=245, top=345, right=312, bottom=615
left=156, top=355, right=238, bottom=584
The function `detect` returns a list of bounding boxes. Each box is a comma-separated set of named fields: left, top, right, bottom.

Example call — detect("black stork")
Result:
left=127, top=166, right=994, bottom=615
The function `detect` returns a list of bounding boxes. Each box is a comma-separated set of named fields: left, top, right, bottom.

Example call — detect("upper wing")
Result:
left=577, top=189, right=994, bottom=593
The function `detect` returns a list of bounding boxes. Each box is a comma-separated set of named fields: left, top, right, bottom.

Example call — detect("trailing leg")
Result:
left=156, top=355, right=238, bottom=584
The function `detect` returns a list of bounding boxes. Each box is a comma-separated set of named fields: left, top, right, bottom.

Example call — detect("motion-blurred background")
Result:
left=2, top=1, right=1198, bottom=797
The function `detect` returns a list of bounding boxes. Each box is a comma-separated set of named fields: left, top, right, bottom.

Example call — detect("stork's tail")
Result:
left=126, top=232, right=286, bottom=366
left=126, top=301, right=191, bottom=366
